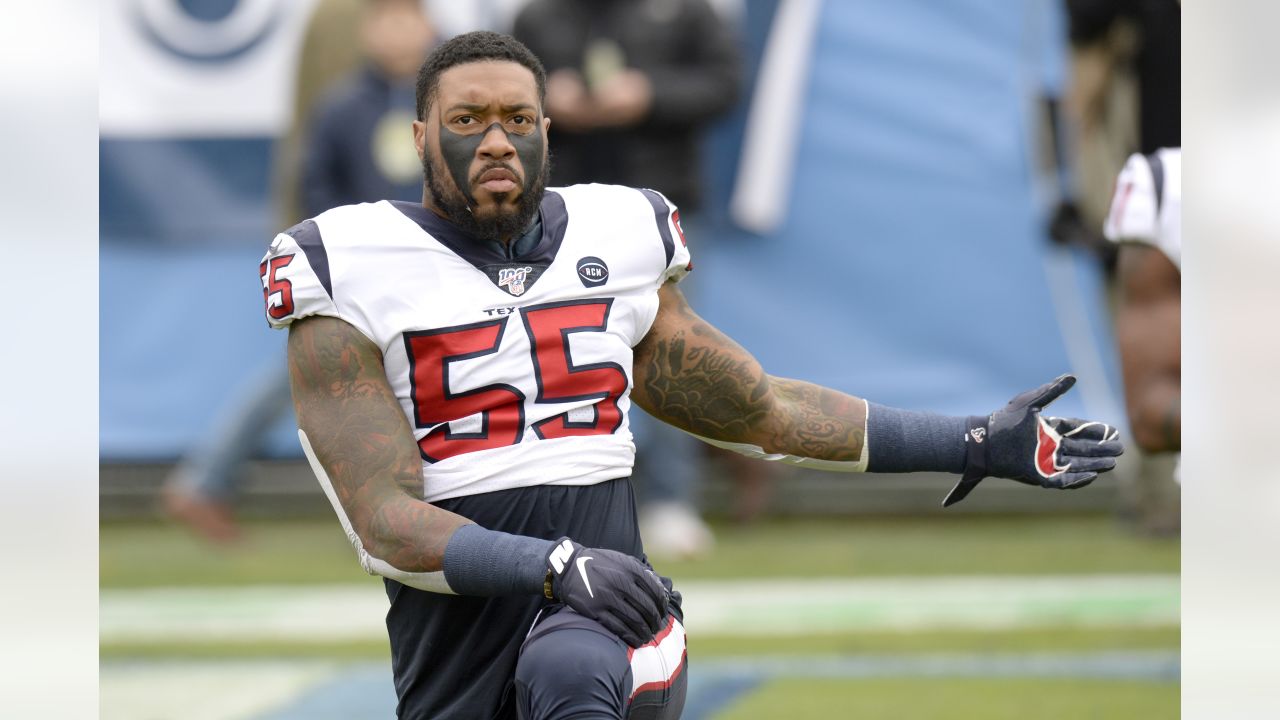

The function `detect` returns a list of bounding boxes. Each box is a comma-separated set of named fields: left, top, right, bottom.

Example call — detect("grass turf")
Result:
left=100, top=514, right=1178, bottom=717
left=100, top=514, right=1178, bottom=588
left=100, top=626, right=1179, bottom=661
left=712, top=677, right=1178, bottom=720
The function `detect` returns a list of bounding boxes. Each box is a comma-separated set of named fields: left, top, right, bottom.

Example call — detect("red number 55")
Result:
left=404, top=299, right=627, bottom=463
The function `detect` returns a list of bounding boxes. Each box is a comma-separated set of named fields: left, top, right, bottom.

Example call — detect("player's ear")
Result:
left=541, top=115, right=551, bottom=135
left=412, top=119, right=429, bottom=162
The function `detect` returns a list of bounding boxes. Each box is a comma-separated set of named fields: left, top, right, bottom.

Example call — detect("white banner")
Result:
left=100, top=0, right=319, bottom=137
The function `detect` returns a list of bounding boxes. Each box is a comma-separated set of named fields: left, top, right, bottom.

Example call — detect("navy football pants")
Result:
left=516, top=607, right=687, bottom=720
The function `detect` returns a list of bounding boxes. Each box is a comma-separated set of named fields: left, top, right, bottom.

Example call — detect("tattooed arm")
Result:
left=632, top=283, right=1123, bottom=503
left=631, top=283, right=867, bottom=463
left=288, top=315, right=471, bottom=574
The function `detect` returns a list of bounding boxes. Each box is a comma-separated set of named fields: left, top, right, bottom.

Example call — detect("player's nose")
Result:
left=477, top=124, right=516, bottom=161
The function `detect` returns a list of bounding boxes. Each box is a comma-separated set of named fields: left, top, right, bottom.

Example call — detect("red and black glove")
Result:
left=944, top=374, right=1124, bottom=506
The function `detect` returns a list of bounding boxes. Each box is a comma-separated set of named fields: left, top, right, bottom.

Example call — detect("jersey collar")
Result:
left=390, top=191, right=568, bottom=269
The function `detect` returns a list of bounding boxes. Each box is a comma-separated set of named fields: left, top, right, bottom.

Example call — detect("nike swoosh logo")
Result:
left=576, top=556, right=594, bottom=598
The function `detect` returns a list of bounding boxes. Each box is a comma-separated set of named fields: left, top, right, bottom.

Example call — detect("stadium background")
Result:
left=99, top=1, right=1178, bottom=718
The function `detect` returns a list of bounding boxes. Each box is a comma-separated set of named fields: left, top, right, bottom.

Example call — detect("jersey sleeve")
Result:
left=1103, top=153, right=1159, bottom=245
left=259, top=219, right=341, bottom=329
left=638, top=188, right=693, bottom=285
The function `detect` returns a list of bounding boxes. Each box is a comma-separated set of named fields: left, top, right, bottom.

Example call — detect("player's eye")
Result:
left=508, top=115, right=534, bottom=133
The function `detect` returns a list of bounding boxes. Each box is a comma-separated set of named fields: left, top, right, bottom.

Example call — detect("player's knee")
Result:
left=515, top=625, right=627, bottom=692
left=515, top=625, right=629, bottom=720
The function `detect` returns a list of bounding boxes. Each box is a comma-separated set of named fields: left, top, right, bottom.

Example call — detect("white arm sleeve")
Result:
left=299, top=429, right=456, bottom=594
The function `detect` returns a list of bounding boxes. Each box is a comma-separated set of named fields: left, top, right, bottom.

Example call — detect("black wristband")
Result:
left=942, top=415, right=991, bottom=507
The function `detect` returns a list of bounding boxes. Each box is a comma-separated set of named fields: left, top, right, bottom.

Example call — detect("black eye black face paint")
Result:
left=437, top=121, right=545, bottom=206
left=425, top=115, right=549, bottom=243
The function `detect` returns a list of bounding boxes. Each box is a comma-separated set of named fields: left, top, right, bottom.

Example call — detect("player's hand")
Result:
left=545, top=538, right=669, bottom=647
left=943, top=374, right=1124, bottom=506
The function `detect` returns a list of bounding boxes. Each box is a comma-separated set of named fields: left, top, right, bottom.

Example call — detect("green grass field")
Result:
left=100, top=513, right=1179, bottom=719
left=716, top=678, right=1178, bottom=720
left=101, top=514, right=1178, bottom=587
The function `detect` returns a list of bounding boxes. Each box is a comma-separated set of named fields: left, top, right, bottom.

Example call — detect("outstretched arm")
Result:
left=632, top=283, right=1123, bottom=504
left=631, top=283, right=867, bottom=463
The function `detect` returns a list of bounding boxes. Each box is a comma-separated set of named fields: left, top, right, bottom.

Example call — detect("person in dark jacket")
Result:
left=512, top=0, right=741, bottom=213
left=302, top=0, right=439, bottom=217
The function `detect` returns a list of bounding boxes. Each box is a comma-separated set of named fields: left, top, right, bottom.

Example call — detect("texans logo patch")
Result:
left=1034, top=417, right=1070, bottom=478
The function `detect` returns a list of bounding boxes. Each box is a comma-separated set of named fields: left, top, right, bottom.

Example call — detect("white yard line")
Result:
left=99, top=660, right=342, bottom=720
left=100, top=575, right=1179, bottom=644
left=680, top=575, right=1180, bottom=634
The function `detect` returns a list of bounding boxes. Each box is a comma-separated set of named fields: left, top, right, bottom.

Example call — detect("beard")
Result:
left=424, top=152, right=548, bottom=243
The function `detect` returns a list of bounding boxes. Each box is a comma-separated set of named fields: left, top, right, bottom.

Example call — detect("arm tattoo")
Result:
left=634, top=314, right=771, bottom=438
left=288, top=317, right=466, bottom=572
left=766, top=378, right=867, bottom=462
left=633, top=287, right=866, bottom=462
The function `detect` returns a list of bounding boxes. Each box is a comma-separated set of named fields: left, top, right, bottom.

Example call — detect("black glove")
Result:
left=544, top=538, right=669, bottom=647
left=944, top=374, right=1124, bottom=506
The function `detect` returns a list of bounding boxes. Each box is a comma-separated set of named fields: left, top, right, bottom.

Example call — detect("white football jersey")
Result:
left=1103, top=147, right=1182, bottom=270
left=260, top=184, right=692, bottom=502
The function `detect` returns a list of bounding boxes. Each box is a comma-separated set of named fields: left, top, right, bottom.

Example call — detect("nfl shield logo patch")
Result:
left=498, top=266, right=534, bottom=296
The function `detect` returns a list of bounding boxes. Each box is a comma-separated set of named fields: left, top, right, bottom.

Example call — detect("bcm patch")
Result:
left=576, top=256, right=609, bottom=288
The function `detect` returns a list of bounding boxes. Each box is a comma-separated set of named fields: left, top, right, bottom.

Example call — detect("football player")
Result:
left=1105, top=148, right=1181, bottom=495
left=262, top=31, right=1124, bottom=719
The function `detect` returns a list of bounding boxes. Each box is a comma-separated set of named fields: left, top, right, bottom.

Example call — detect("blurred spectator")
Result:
left=164, top=0, right=438, bottom=541
left=1104, top=148, right=1181, bottom=535
left=1067, top=0, right=1179, bottom=153
left=513, top=0, right=741, bottom=213
left=1063, top=0, right=1180, bottom=241
left=1059, top=1, right=1179, bottom=535
left=275, top=0, right=366, bottom=228
left=301, top=0, right=438, bottom=216
left=513, top=0, right=746, bottom=557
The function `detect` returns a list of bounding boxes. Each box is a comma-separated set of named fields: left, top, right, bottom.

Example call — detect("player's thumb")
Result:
left=1023, top=374, right=1076, bottom=410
